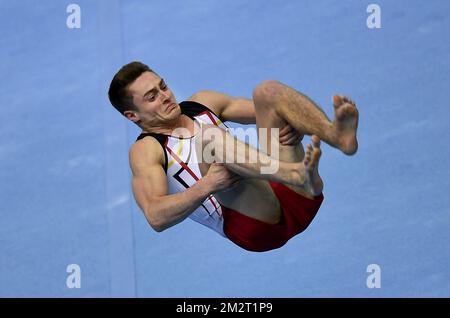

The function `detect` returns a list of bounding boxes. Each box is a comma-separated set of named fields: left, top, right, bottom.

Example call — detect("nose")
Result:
left=159, top=89, right=170, bottom=102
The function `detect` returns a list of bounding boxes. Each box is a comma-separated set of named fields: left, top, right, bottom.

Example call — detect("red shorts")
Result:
left=222, top=181, right=324, bottom=252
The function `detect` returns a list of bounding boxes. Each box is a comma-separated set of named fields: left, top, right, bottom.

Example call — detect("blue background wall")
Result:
left=1, top=0, right=449, bottom=297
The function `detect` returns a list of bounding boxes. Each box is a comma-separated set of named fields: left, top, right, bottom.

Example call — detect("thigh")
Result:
left=197, top=150, right=281, bottom=224
left=214, top=179, right=281, bottom=224
left=254, top=102, right=304, bottom=161
left=254, top=103, right=309, bottom=196
left=195, top=123, right=299, bottom=224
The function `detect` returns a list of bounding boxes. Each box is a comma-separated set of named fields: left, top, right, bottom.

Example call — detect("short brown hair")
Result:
left=108, top=61, right=154, bottom=114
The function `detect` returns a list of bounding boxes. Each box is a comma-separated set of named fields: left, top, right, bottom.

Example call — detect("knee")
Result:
left=252, top=79, right=283, bottom=105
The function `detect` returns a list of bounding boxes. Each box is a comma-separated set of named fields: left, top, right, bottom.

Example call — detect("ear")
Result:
left=123, top=110, right=140, bottom=123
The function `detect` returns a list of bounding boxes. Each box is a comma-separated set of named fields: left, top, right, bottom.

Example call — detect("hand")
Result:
left=279, top=124, right=303, bottom=146
left=203, top=163, right=242, bottom=193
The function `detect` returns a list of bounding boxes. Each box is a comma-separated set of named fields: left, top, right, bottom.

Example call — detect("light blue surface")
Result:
left=1, top=0, right=449, bottom=297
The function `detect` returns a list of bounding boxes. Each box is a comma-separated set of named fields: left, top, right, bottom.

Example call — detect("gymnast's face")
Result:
left=125, top=71, right=180, bottom=126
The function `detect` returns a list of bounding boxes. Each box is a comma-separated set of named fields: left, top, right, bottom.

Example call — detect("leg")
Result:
left=253, top=80, right=359, bottom=155
left=196, top=125, right=322, bottom=223
left=253, top=96, right=323, bottom=198
left=198, top=124, right=305, bottom=187
left=197, top=124, right=323, bottom=196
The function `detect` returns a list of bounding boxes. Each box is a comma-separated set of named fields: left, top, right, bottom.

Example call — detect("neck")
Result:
left=140, top=115, right=195, bottom=137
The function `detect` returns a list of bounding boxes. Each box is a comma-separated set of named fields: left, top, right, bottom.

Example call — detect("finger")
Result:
left=283, top=130, right=304, bottom=145
left=279, top=133, right=292, bottom=143
left=284, top=135, right=304, bottom=146
left=280, top=130, right=298, bottom=142
left=279, top=124, right=293, bottom=137
left=279, top=124, right=292, bottom=134
left=282, top=134, right=300, bottom=145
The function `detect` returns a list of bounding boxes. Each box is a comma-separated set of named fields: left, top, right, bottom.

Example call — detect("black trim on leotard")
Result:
left=135, top=101, right=220, bottom=174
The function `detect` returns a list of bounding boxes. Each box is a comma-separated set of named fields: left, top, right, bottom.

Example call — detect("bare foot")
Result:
left=332, top=95, right=359, bottom=155
left=302, top=135, right=323, bottom=196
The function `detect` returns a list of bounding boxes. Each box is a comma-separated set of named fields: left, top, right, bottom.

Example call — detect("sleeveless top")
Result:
left=136, top=101, right=229, bottom=236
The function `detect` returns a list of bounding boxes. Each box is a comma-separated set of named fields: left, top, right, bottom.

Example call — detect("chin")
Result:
left=171, top=105, right=181, bottom=116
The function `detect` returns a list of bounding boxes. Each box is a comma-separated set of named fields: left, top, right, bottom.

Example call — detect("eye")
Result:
left=160, top=82, right=168, bottom=90
left=146, top=95, right=156, bottom=101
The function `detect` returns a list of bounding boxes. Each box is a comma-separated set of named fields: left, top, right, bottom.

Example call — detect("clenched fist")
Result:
left=203, top=163, right=243, bottom=193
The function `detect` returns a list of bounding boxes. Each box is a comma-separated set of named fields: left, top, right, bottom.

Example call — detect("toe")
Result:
left=313, top=147, right=322, bottom=158
left=304, top=155, right=311, bottom=164
left=343, top=96, right=357, bottom=107
left=333, top=95, right=343, bottom=108
left=311, top=135, right=321, bottom=147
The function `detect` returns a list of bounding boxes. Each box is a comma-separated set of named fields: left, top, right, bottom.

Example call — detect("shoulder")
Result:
left=187, top=90, right=232, bottom=116
left=129, top=136, right=165, bottom=172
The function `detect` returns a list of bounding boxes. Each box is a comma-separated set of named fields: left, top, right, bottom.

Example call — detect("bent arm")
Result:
left=200, top=125, right=303, bottom=186
left=130, top=138, right=214, bottom=232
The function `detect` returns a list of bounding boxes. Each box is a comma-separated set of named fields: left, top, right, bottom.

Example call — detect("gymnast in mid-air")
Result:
left=108, top=61, right=359, bottom=252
